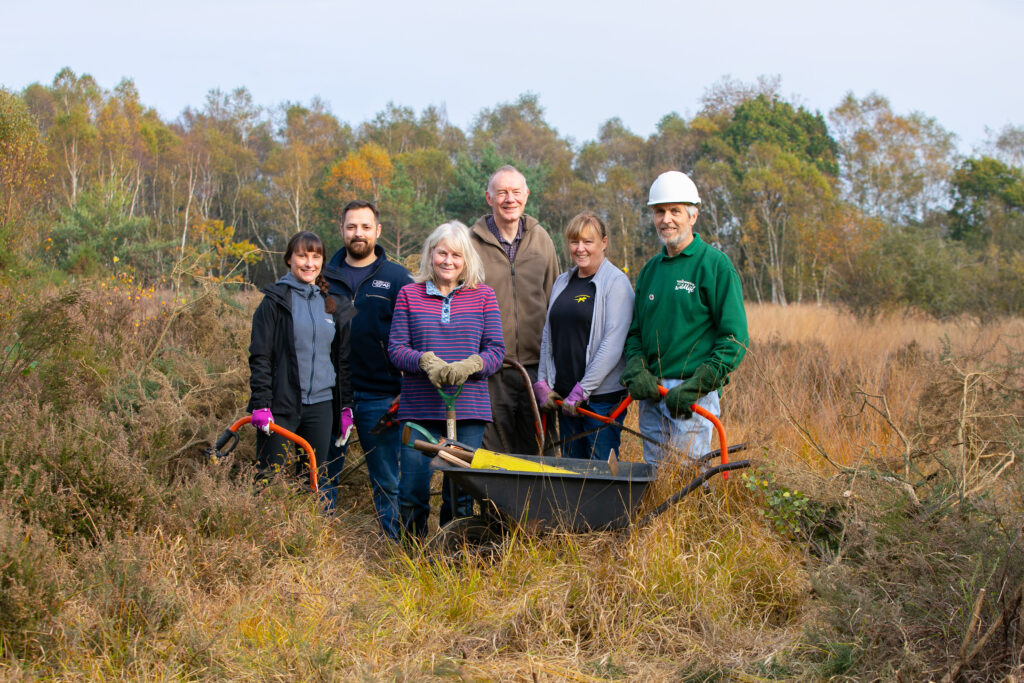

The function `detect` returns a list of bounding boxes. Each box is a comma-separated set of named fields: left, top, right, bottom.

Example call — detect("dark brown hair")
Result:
left=340, top=199, right=380, bottom=225
left=284, top=231, right=337, bottom=313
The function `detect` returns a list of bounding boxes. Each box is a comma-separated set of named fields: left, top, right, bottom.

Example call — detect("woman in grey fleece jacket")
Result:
left=534, top=213, right=634, bottom=460
left=248, top=231, right=355, bottom=487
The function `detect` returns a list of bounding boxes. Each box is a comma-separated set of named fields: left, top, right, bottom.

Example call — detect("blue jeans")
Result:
left=638, top=381, right=720, bottom=469
left=323, top=391, right=408, bottom=541
left=401, top=419, right=485, bottom=537
left=557, top=397, right=625, bottom=460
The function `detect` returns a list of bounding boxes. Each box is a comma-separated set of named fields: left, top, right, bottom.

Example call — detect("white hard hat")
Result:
left=647, top=171, right=701, bottom=206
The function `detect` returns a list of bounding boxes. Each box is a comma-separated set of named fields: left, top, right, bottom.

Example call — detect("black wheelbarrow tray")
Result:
left=434, top=453, right=656, bottom=532
left=405, top=393, right=749, bottom=549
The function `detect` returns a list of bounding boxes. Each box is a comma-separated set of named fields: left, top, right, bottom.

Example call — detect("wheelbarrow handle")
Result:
left=220, top=416, right=320, bottom=492
left=592, top=386, right=731, bottom=479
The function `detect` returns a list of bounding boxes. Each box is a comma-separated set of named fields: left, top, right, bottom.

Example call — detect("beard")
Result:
left=346, top=239, right=373, bottom=259
left=658, top=232, right=685, bottom=250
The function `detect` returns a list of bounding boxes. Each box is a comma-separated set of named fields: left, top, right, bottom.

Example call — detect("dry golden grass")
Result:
left=2, top=285, right=1022, bottom=680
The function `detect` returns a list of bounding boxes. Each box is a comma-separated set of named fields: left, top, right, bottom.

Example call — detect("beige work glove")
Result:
left=439, top=354, right=484, bottom=387
left=418, top=351, right=448, bottom=388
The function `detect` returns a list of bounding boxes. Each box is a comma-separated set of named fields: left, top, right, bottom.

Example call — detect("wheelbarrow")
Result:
left=405, top=388, right=750, bottom=551
left=208, top=415, right=320, bottom=492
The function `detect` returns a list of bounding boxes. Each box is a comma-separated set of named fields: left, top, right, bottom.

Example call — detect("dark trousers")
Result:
left=557, top=396, right=625, bottom=460
left=255, top=400, right=333, bottom=487
left=482, top=365, right=549, bottom=456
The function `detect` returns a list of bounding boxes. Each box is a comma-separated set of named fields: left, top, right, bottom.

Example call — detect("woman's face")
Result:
left=569, top=225, right=607, bottom=277
left=288, top=248, right=323, bottom=285
left=431, top=239, right=465, bottom=288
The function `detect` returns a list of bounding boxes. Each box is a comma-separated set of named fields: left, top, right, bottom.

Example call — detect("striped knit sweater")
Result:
left=389, top=281, right=505, bottom=422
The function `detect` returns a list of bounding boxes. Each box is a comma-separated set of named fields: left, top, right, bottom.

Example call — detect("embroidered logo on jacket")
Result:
left=371, top=279, right=391, bottom=289
left=675, top=279, right=696, bottom=293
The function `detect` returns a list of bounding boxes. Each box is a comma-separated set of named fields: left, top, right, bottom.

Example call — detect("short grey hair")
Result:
left=487, top=165, right=528, bottom=194
left=685, top=204, right=699, bottom=219
left=414, top=221, right=485, bottom=289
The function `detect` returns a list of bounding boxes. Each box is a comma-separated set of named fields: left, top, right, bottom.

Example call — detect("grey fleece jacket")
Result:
left=280, top=272, right=336, bottom=405
left=538, top=258, right=634, bottom=399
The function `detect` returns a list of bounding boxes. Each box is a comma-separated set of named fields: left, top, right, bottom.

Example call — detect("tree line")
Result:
left=2, top=69, right=1023, bottom=318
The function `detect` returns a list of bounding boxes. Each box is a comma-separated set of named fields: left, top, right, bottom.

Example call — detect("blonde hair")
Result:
left=564, top=211, right=608, bottom=245
left=414, top=221, right=485, bottom=289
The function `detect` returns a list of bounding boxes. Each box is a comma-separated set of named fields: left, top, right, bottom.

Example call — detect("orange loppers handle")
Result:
left=224, top=416, right=319, bottom=492
left=603, top=386, right=730, bottom=479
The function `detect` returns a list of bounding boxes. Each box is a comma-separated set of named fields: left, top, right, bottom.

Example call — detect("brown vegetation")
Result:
left=2, top=281, right=1022, bottom=680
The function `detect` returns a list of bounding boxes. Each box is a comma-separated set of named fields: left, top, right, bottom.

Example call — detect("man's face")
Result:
left=652, top=203, right=698, bottom=251
left=485, top=171, right=529, bottom=225
left=342, top=207, right=381, bottom=259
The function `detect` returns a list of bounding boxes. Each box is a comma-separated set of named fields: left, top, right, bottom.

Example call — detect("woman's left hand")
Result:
left=338, top=406, right=355, bottom=445
left=561, top=383, right=586, bottom=416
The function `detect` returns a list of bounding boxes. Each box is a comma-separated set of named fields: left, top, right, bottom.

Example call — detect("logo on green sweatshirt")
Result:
left=675, top=279, right=696, bottom=293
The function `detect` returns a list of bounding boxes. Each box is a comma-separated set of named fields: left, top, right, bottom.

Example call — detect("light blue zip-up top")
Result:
left=280, top=272, right=336, bottom=405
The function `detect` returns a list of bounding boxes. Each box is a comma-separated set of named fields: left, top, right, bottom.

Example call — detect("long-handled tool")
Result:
left=208, top=416, right=319, bottom=492
left=402, top=422, right=575, bottom=474
left=556, top=385, right=732, bottom=479
left=369, top=395, right=401, bottom=435
left=435, top=384, right=462, bottom=441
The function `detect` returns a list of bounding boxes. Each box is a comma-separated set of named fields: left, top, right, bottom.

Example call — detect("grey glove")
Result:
left=439, top=354, right=484, bottom=387
left=418, top=351, right=448, bottom=388
left=540, top=389, right=562, bottom=412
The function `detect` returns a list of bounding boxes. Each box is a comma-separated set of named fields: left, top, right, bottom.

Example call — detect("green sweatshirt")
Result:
left=624, top=234, right=748, bottom=381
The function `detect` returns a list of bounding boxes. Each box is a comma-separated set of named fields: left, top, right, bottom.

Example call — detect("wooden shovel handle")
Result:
left=411, top=439, right=472, bottom=467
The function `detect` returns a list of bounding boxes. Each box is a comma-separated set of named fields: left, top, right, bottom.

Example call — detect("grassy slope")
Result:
left=1, top=276, right=1023, bottom=681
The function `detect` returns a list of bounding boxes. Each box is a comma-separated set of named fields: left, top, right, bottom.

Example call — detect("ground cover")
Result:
left=1, top=278, right=1022, bottom=681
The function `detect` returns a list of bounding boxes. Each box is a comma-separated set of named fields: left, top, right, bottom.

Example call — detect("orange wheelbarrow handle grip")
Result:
left=228, top=416, right=319, bottom=492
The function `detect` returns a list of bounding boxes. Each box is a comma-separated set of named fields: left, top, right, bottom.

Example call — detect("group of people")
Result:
left=246, top=166, right=749, bottom=541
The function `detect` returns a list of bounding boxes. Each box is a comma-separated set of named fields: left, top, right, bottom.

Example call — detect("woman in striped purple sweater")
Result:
left=388, top=221, right=505, bottom=536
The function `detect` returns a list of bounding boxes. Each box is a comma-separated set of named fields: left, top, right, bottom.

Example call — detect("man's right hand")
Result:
left=418, top=351, right=448, bottom=388
left=620, top=356, right=662, bottom=401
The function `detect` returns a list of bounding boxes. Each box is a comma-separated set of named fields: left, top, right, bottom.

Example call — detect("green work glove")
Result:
left=689, top=363, right=722, bottom=394
left=418, top=351, right=448, bottom=388
left=664, top=383, right=700, bottom=419
left=620, top=356, right=661, bottom=401
left=439, top=354, right=483, bottom=387
left=664, top=364, right=722, bottom=419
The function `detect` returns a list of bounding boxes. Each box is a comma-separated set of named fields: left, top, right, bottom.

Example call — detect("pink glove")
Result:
left=251, top=408, right=274, bottom=434
left=562, top=383, right=586, bottom=416
left=338, top=406, right=355, bottom=446
left=532, top=380, right=552, bottom=406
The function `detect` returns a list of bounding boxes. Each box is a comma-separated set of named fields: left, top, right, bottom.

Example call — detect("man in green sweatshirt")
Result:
left=621, top=171, right=748, bottom=468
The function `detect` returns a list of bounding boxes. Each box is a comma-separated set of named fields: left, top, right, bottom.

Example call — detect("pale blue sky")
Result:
left=3, top=0, right=1021, bottom=151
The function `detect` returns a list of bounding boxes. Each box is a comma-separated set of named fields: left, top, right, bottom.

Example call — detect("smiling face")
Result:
left=431, top=239, right=465, bottom=289
left=287, top=248, right=323, bottom=285
left=569, top=225, right=607, bottom=277
left=485, top=170, right=529, bottom=228
left=342, top=206, right=381, bottom=263
left=652, top=202, right=699, bottom=256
